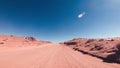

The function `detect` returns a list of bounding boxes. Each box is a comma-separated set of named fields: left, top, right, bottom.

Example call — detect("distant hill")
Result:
left=0, top=35, right=52, bottom=47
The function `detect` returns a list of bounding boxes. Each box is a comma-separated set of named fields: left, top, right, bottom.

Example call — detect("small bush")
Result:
left=25, top=37, right=36, bottom=41
left=99, top=39, right=104, bottom=42
left=0, top=42, right=4, bottom=44
left=64, top=42, right=77, bottom=45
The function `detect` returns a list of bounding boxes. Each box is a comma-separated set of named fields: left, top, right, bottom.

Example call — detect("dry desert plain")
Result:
left=0, top=35, right=120, bottom=68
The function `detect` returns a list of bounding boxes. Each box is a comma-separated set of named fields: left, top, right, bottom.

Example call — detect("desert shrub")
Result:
left=111, top=39, right=114, bottom=41
left=0, top=42, right=4, bottom=44
left=64, top=42, right=77, bottom=45
left=106, top=39, right=114, bottom=41
left=10, top=35, right=14, bottom=37
left=25, top=37, right=36, bottom=41
left=99, top=39, right=104, bottom=42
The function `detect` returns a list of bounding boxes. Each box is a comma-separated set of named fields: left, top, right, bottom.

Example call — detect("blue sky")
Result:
left=0, top=0, right=120, bottom=42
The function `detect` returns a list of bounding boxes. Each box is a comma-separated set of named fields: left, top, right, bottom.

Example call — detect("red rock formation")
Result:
left=63, top=38, right=120, bottom=63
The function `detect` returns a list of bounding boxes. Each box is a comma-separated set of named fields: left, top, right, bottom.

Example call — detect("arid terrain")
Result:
left=63, top=38, right=120, bottom=63
left=0, top=35, right=51, bottom=47
left=0, top=35, right=120, bottom=68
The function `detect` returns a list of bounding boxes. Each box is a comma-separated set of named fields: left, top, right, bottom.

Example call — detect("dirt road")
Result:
left=0, top=44, right=119, bottom=68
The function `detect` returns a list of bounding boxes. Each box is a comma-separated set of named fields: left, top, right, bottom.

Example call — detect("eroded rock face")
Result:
left=104, top=43, right=120, bottom=63
left=63, top=38, right=120, bottom=63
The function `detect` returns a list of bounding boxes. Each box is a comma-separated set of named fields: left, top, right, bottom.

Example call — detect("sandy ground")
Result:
left=0, top=44, right=120, bottom=68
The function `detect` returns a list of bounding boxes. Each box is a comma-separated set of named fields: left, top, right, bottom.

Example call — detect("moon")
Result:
left=78, top=12, right=85, bottom=19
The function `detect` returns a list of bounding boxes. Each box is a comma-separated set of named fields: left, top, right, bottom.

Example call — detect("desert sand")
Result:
left=0, top=35, right=120, bottom=68
left=0, top=44, right=120, bottom=68
left=0, top=35, right=51, bottom=47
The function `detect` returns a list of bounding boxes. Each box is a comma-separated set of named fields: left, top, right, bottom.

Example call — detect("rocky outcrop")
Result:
left=63, top=38, right=120, bottom=63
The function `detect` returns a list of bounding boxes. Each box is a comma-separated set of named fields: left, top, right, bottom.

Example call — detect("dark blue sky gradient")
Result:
left=0, top=0, right=120, bottom=42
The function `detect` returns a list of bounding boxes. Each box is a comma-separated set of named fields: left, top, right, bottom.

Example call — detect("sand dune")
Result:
left=0, top=44, right=119, bottom=68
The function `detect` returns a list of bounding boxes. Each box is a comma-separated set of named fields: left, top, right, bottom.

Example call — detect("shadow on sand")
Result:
left=103, top=52, right=120, bottom=63
left=73, top=46, right=120, bottom=64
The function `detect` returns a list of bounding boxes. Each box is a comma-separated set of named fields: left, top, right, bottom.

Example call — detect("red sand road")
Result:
left=0, top=44, right=120, bottom=68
